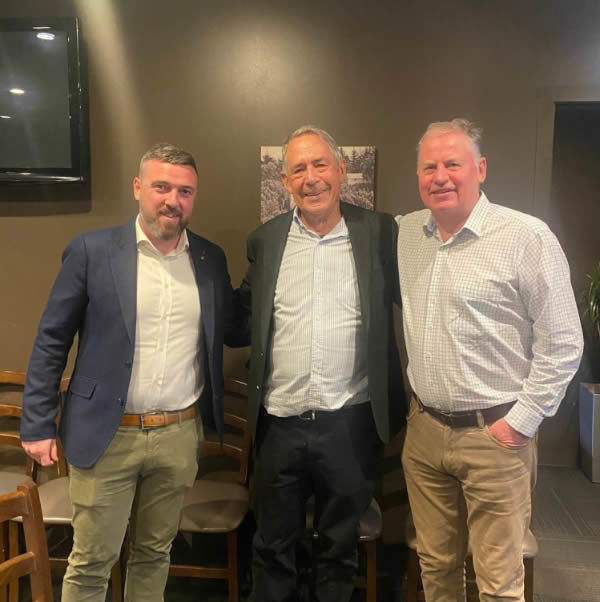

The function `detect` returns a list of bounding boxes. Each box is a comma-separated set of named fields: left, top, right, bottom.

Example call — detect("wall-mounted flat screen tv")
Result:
left=0, top=17, right=90, bottom=202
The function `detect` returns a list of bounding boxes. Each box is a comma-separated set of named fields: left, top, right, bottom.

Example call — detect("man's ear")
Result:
left=133, top=176, right=141, bottom=201
left=477, top=156, right=487, bottom=184
left=280, top=171, right=292, bottom=195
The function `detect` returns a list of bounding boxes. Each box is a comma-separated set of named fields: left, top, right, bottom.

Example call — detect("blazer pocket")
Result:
left=69, top=375, right=97, bottom=399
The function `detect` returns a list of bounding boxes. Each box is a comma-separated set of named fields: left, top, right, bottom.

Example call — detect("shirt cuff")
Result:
left=503, top=401, right=543, bottom=438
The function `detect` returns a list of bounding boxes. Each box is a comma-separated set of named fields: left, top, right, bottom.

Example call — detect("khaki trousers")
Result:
left=402, top=399, right=537, bottom=602
left=61, top=417, right=201, bottom=602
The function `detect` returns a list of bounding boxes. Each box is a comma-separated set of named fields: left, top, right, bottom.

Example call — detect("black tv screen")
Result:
left=0, top=17, right=90, bottom=202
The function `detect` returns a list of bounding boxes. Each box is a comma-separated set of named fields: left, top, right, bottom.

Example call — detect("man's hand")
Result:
left=22, top=439, right=58, bottom=466
left=488, top=417, right=530, bottom=447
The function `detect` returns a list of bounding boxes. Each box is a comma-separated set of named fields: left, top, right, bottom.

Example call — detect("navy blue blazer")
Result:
left=21, top=219, right=236, bottom=468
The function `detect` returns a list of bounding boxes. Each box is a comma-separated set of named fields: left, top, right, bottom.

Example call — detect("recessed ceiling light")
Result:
left=36, top=32, right=55, bottom=41
left=9, top=88, right=25, bottom=95
left=0, top=115, right=11, bottom=119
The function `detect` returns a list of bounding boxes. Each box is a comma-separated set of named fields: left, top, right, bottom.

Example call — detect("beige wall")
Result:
left=2, top=0, right=600, bottom=464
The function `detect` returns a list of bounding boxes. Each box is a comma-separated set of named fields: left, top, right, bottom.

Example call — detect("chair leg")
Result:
left=110, top=559, right=123, bottom=602
left=405, top=548, right=420, bottom=602
left=524, top=557, right=534, bottom=602
left=227, top=531, right=239, bottom=602
left=7, top=522, right=19, bottom=602
left=364, top=540, right=377, bottom=602
left=0, top=523, right=6, bottom=602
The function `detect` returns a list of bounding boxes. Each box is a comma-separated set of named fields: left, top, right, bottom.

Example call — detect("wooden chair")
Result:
left=0, top=372, right=34, bottom=602
left=0, top=372, right=123, bottom=602
left=305, top=496, right=382, bottom=602
left=168, top=379, right=251, bottom=602
left=0, top=427, right=33, bottom=602
left=0, top=481, right=54, bottom=602
left=404, top=511, right=537, bottom=601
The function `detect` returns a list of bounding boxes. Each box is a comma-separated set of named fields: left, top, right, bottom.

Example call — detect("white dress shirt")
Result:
left=265, top=211, right=368, bottom=417
left=125, top=216, right=204, bottom=413
left=397, top=193, right=583, bottom=437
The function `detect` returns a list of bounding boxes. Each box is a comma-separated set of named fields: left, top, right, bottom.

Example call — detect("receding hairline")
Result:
left=416, top=118, right=483, bottom=162
left=281, top=125, right=343, bottom=174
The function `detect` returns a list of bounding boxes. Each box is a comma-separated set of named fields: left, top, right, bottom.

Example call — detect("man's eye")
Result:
left=154, top=183, right=167, bottom=192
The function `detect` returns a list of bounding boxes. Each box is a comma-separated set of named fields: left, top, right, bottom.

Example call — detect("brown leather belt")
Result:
left=120, top=405, right=196, bottom=429
left=414, top=395, right=515, bottom=428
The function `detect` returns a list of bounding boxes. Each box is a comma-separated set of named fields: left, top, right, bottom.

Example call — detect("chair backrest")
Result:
left=0, top=480, right=54, bottom=601
left=201, top=379, right=250, bottom=485
left=0, top=428, right=34, bottom=478
left=0, top=371, right=26, bottom=386
left=0, top=370, right=69, bottom=478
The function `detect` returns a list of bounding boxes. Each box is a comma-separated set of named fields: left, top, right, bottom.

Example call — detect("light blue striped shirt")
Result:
left=264, top=210, right=369, bottom=417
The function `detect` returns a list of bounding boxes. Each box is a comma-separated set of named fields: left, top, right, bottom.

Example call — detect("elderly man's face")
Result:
left=417, top=131, right=486, bottom=222
left=281, top=134, right=346, bottom=226
left=134, top=159, right=197, bottom=246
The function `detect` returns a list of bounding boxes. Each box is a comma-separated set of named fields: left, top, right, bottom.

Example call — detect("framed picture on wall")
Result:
left=260, top=145, right=376, bottom=224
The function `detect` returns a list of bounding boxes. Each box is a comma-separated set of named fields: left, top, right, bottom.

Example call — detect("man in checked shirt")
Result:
left=397, top=118, right=583, bottom=601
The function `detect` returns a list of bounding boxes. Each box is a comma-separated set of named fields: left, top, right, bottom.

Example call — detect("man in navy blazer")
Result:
left=21, top=143, right=237, bottom=602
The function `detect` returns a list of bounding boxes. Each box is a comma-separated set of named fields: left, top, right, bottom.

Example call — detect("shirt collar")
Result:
left=423, top=192, right=490, bottom=240
left=135, top=214, right=189, bottom=256
left=292, top=207, right=348, bottom=239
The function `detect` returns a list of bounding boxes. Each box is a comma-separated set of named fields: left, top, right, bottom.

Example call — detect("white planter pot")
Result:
left=579, top=382, right=600, bottom=482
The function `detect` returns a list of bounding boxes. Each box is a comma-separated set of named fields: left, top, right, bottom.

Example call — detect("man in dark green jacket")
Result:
left=238, top=125, right=405, bottom=602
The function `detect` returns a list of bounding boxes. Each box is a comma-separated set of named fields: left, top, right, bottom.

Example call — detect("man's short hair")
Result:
left=281, top=125, right=343, bottom=174
left=417, top=118, right=483, bottom=160
left=139, top=142, right=197, bottom=175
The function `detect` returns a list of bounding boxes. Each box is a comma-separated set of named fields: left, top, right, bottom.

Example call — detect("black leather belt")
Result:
left=414, top=395, right=515, bottom=428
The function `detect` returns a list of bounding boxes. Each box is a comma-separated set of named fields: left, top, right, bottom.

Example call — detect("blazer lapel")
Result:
left=342, top=203, right=372, bottom=332
left=257, top=212, right=293, bottom=346
left=109, top=220, right=138, bottom=345
left=188, top=233, right=215, bottom=346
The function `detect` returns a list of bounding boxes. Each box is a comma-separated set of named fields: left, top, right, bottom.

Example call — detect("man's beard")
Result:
left=141, top=211, right=188, bottom=241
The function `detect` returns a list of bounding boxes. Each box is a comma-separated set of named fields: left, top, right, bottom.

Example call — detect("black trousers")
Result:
left=250, top=402, right=381, bottom=602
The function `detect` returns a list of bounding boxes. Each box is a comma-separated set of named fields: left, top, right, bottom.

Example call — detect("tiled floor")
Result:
left=532, top=466, right=600, bottom=602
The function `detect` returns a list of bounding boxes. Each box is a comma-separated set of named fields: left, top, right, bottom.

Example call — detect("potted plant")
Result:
left=579, top=263, right=600, bottom=482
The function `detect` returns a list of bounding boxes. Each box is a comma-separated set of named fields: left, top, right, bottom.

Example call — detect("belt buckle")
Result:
left=437, top=409, right=460, bottom=427
left=140, top=413, right=160, bottom=430
left=445, top=412, right=460, bottom=427
left=298, top=410, right=316, bottom=421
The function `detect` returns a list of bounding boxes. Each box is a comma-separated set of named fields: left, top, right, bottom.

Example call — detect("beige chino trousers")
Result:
left=61, top=417, right=202, bottom=602
left=402, top=399, right=537, bottom=602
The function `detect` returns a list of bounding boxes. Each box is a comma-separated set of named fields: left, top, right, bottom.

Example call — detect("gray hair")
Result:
left=139, top=142, right=197, bottom=175
left=281, top=125, right=343, bottom=174
left=417, top=118, right=483, bottom=160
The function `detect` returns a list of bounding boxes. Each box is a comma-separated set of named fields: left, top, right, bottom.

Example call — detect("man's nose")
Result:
left=164, top=188, right=178, bottom=206
left=433, top=164, right=448, bottom=182
left=305, top=164, right=318, bottom=184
